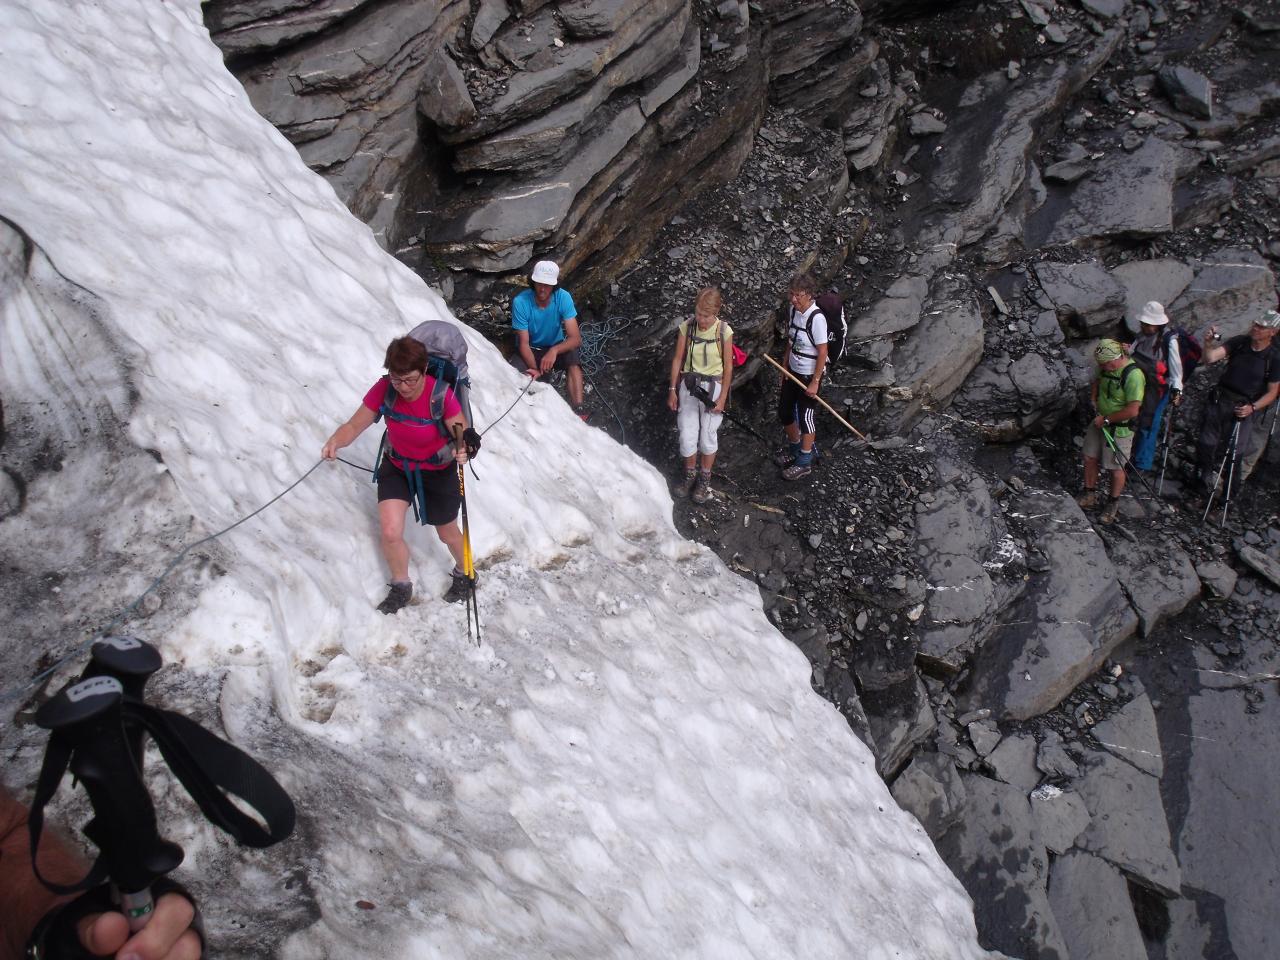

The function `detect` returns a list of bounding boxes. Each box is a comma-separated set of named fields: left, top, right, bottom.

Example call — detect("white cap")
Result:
left=1258, top=309, right=1280, bottom=329
left=530, top=260, right=559, bottom=285
left=1134, top=301, right=1169, bottom=327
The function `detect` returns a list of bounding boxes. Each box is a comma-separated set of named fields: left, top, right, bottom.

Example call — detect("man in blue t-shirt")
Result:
left=509, top=260, right=586, bottom=417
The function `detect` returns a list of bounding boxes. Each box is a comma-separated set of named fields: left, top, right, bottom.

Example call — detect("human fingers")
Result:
left=119, top=893, right=198, bottom=960
left=77, top=910, right=130, bottom=956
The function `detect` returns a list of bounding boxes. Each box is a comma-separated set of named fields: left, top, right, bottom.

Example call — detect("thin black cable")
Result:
left=480, top=375, right=534, bottom=436
left=1, top=459, right=327, bottom=707
left=583, top=369, right=626, bottom=446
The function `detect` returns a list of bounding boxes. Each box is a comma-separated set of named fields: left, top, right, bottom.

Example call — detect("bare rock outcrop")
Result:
left=205, top=0, right=874, bottom=300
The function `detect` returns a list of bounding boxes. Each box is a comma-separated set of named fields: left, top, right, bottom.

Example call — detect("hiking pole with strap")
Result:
left=28, top=637, right=295, bottom=956
left=1157, top=402, right=1175, bottom=496
left=688, top=383, right=771, bottom=446
left=452, top=426, right=481, bottom=644
left=1203, top=417, right=1243, bottom=528
left=760, top=353, right=870, bottom=442
left=1099, top=426, right=1155, bottom=519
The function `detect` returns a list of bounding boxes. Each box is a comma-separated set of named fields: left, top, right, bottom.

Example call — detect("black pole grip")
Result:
left=35, top=677, right=183, bottom=895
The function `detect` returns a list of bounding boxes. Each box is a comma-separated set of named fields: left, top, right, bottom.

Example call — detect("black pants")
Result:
left=1196, top=391, right=1255, bottom=495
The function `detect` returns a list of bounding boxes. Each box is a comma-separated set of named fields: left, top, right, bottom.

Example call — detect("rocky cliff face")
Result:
left=204, top=0, right=868, bottom=300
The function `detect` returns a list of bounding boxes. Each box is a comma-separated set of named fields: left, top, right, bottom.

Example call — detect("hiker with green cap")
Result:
left=1079, top=338, right=1145, bottom=524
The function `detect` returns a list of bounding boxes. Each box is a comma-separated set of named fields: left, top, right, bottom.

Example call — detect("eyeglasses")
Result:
left=388, top=372, right=423, bottom=387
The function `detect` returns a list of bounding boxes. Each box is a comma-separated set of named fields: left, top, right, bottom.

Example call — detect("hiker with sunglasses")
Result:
left=322, top=336, right=470, bottom=614
left=667, top=286, right=734, bottom=503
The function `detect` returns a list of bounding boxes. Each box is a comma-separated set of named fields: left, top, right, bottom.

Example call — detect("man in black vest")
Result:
left=1194, top=309, right=1280, bottom=497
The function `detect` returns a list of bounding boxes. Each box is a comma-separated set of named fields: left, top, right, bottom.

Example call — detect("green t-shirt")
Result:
left=679, top=319, right=734, bottom=377
left=1097, top=360, right=1145, bottom=438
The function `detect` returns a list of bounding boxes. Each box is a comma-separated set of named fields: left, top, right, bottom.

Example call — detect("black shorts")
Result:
left=508, top=345, right=582, bottom=372
left=377, top=458, right=461, bottom=526
left=778, top=376, right=819, bottom=434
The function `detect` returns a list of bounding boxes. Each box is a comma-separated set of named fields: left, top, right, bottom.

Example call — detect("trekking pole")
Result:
left=1157, top=403, right=1174, bottom=496
left=689, top=384, right=771, bottom=446
left=1201, top=418, right=1241, bottom=527
left=761, top=353, right=869, bottom=442
left=1100, top=426, right=1164, bottom=515
left=452, top=426, right=481, bottom=643
left=1218, top=418, right=1243, bottom=528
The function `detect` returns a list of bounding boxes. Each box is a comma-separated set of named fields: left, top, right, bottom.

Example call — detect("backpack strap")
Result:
left=792, top=306, right=825, bottom=360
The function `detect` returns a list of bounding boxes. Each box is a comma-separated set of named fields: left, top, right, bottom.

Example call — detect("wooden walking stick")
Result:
left=761, top=353, right=870, bottom=442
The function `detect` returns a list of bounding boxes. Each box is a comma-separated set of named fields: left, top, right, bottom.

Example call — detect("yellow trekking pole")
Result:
left=452, top=426, right=480, bottom=643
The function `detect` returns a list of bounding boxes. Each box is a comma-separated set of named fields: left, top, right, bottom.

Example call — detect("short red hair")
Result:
left=384, top=336, right=427, bottom=375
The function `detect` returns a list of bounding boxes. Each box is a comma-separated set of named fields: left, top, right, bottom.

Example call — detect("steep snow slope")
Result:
left=0, top=2, right=999, bottom=958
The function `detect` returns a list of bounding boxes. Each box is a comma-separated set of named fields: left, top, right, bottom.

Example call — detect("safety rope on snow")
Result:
left=1, top=369, right=561, bottom=707
left=2, top=359, right=609, bottom=707
left=0, top=459, right=326, bottom=707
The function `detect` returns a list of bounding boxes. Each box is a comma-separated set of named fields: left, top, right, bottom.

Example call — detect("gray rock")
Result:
left=1079, top=0, right=1126, bottom=19
left=1076, top=749, right=1182, bottom=896
left=1021, top=0, right=1051, bottom=26
left=0, top=470, right=20, bottom=520
left=968, top=719, right=1002, bottom=757
left=471, top=0, right=512, bottom=49
left=1175, top=176, right=1235, bottom=231
left=1043, top=159, right=1091, bottom=183
left=1110, top=536, right=1201, bottom=636
left=1031, top=309, right=1065, bottom=343
left=1046, top=137, right=1188, bottom=244
left=1195, top=559, right=1238, bottom=598
left=1092, top=691, right=1163, bottom=777
left=934, top=773, right=1070, bottom=959
left=452, top=7, right=693, bottom=173
left=961, top=490, right=1138, bottom=721
left=875, top=275, right=985, bottom=434
left=849, top=273, right=929, bottom=339
left=1168, top=248, right=1277, bottom=338
left=986, top=732, right=1041, bottom=791
left=1048, top=851, right=1149, bottom=960
left=1238, top=544, right=1280, bottom=590
left=846, top=83, right=909, bottom=172
left=1035, top=260, right=1127, bottom=338
left=1109, top=258, right=1195, bottom=333
left=908, top=112, right=948, bottom=136
left=1044, top=23, right=1069, bottom=44
left=1030, top=785, right=1092, bottom=854
left=891, top=752, right=966, bottom=837
left=418, top=49, right=477, bottom=131
left=957, top=349, right=1077, bottom=440
left=868, top=675, right=938, bottom=777
left=1159, top=64, right=1214, bottom=120
left=914, top=476, right=1010, bottom=671
left=1037, top=730, right=1081, bottom=779
left=915, top=29, right=1122, bottom=251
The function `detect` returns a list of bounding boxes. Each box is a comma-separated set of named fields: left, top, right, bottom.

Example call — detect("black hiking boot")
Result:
left=444, top=570, right=477, bottom=604
left=377, top=581, right=413, bottom=615
left=672, top=470, right=696, bottom=498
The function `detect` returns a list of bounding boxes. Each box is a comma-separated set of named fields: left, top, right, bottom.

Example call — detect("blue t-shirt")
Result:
left=512, top=287, right=576, bottom=349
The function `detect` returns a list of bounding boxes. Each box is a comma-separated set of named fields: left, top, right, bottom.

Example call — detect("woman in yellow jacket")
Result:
left=667, top=287, right=734, bottom=503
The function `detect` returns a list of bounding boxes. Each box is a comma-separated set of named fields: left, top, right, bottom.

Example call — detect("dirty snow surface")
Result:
left=0, top=2, right=996, bottom=958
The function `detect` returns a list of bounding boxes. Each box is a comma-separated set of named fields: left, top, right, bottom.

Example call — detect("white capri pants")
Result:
left=677, top=379, right=724, bottom=457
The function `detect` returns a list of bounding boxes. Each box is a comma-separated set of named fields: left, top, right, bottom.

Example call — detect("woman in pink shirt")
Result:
left=322, top=336, right=470, bottom=614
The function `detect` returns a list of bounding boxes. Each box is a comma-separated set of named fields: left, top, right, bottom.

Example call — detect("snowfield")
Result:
left=0, top=2, right=999, bottom=957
